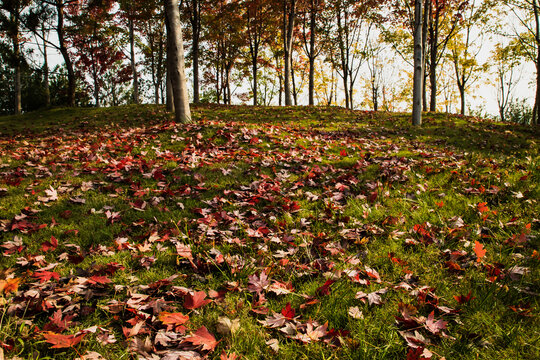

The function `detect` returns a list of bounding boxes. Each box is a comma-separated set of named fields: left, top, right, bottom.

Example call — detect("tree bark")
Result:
left=534, top=0, right=540, bottom=125
left=308, top=0, right=316, bottom=106
left=166, top=16, right=174, bottom=112
left=42, top=29, right=51, bottom=107
left=56, top=0, right=76, bottom=107
left=412, top=0, right=424, bottom=126
left=421, top=0, right=430, bottom=112
left=429, top=3, right=437, bottom=112
left=283, top=0, right=296, bottom=106
left=458, top=83, right=465, bottom=115
left=190, top=0, right=200, bottom=104
left=165, top=0, right=192, bottom=123
left=129, top=17, right=140, bottom=104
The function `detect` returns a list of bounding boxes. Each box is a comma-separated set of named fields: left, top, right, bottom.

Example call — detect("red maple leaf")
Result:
left=316, top=279, right=336, bottom=296
left=184, top=291, right=212, bottom=310
left=43, top=332, right=85, bottom=349
left=281, top=303, right=295, bottom=320
left=183, top=326, right=219, bottom=351
left=474, top=241, right=486, bottom=262
left=453, top=292, right=475, bottom=304
left=33, top=271, right=60, bottom=283
left=87, top=275, right=112, bottom=285
left=41, top=236, right=58, bottom=252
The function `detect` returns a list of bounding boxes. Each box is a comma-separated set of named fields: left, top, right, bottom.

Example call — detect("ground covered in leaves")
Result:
left=0, top=105, right=538, bottom=360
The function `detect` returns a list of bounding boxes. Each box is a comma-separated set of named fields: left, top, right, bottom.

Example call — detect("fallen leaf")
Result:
left=183, top=326, right=218, bottom=352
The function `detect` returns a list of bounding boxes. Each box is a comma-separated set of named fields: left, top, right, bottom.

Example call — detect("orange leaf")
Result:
left=43, top=332, right=85, bottom=349
left=184, top=326, right=218, bottom=351
left=474, top=241, right=486, bottom=262
left=158, top=311, right=189, bottom=326
left=0, top=277, right=21, bottom=295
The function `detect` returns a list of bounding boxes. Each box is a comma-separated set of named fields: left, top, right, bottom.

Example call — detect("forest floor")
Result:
left=0, top=105, right=538, bottom=360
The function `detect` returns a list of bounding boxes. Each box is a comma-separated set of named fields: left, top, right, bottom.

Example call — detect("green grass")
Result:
left=0, top=104, right=538, bottom=359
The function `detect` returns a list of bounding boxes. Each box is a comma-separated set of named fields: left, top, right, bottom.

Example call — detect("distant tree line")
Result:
left=0, top=0, right=538, bottom=125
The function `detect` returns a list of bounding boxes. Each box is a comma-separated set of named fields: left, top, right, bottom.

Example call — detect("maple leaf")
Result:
left=260, top=313, right=288, bottom=328
left=348, top=306, right=364, bottom=319
left=0, top=277, right=21, bottom=295
left=41, top=236, right=58, bottom=252
left=43, top=310, right=75, bottom=332
left=33, top=270, right=60, bottom=283
left=159, top=312, right=189, bottom=326
left=247, top=271, right=269, bottom=294
left=281, top=303, right=296, bottom=319
left=424, top=311, right=447, bottom=335
left=183, top=326, right=219, bottom=351
left=86, top=275, right=112, bottom=285
left=184, top=291, right=212, bottom=310
left=453, top=292, right=475, bottom=304
left=474, top=241, right=486, bottom=262
left=220, top=351, right=239, bottom=360
left=316, top=279, right=336, bottom=296
left=43, top=332, right=85, bottom=349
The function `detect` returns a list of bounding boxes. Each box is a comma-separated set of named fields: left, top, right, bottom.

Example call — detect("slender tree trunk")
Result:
left=291, top=63, right=298, bottom=105
left=535, top=61, right=540, bottom=125
left=166, top=0, right=192, bottom=122
left=129, top=17, right=140, bottom=104
left=43, top=34, right=50, bottom=107
left=429, top=9, right=437, bottom=112
left=421, top=0, right=430, bottom=112
left=157, top=30, right=165, bottom=104
left=166, top=42, right=174, bottom=112
left=412, top=0, right=424, bottom=126
left=56, top=1, right=75, bottom=107
left=191, top=0, right=200, bottom=104
left=308, top=0, right=316, bottom=106
left=535, top=0, right=540, bottom=125
left=252, top=57, right=258, bottom=106
left=459, top=83, right=465, bottom=115
left=12, top=16, right=21, bottom=115
left=283, top=0, right=296, bottom=106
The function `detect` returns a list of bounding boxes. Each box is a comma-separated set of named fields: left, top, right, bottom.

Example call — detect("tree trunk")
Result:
left=412, top=0, right=424, bottom=126
left=166, top=48, right=174, bottom=112
left=166, top=0, right=192, bottom=122
left=56, top=1, right=75, bottom=107
left=252, top=57, right=258, bottom=106
left=429, top=8, right=437, bottom=112
left=191, top=0, right=200, bottom=104
left=40, top=26, right=51, bottom=107
left=458, top=83, right=465, bottom=115
left=165, top=0, right=190, bottom=122
left=13, top=17, right=21, bottom=115
left=534, top=0, right=540, bottom=125
left=535, top=60, right=540, bottom=125
left=308, top=0, right=316, bottom=106
left=129, top=17, right=140, bottom=104
left=157, top=30, right=165, bottom=104
left=421, top=0, right=430, bottom=112
left=283, top=0, right=296, bottom=106
left=291, top=62, right=297, bottom=105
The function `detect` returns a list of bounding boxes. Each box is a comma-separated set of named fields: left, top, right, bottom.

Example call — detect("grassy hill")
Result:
left=0, top=105, right=538, bottom=359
